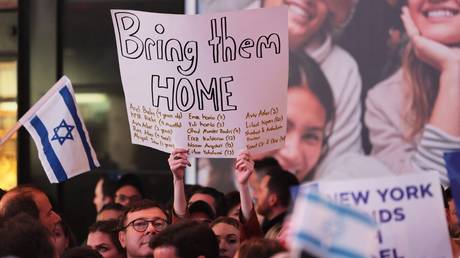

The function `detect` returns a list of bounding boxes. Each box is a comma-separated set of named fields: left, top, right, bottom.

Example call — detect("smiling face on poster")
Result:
left=111, top=7, right=288, bottom=158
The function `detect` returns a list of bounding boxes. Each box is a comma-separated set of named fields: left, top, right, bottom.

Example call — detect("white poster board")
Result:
left=303, top=173, right=452, bottom=258
left=111, top=7, right=288, bottom=158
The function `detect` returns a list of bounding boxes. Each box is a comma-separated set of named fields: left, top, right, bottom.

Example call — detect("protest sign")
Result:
left=111, top=7, right=288, bottom=158
left=298, top=173, right=451, bottom=258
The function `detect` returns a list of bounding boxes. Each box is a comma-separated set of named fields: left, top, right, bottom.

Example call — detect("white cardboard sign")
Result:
left=111, top=7, right=288, bottom=157
left=303, top=173, right=452, bottom=258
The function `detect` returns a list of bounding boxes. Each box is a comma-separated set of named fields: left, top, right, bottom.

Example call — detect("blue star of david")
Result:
left=320, top=217, right=345, bottom=248
left=51, top=119, right=75, bottom=145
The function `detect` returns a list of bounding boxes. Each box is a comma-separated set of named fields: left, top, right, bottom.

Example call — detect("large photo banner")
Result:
left=298, top=173, right=452, bottom=257
left=111, top=7, right=288, bottom=158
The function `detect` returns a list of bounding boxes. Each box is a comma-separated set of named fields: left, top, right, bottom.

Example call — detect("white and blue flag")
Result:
left=19, top=76, right=99, bottom=183
left=289, top=191, right=379, bottom=258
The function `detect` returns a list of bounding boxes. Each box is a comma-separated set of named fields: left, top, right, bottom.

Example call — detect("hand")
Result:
left=235, top=150, right=255, bottom=185
left=401, top=7, right=460, bottom=72
left=168, top=148, right=190, bottom=181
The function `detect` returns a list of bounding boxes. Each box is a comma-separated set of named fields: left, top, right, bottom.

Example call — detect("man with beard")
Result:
left=254, top=163, right=299, bottom=239
left=0, top=185, right=61, bottom=233
left=118, top=199, right=169, bottom=258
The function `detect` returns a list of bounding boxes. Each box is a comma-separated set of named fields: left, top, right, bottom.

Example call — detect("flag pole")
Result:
left=0, top=121, right=22, bottom=146
left=0, top=77, right=69, bottom=147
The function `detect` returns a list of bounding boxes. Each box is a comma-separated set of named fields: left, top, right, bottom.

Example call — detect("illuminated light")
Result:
left=75, top=93, right=108, bottom=104
left=0, top=102, right=17, bottom=112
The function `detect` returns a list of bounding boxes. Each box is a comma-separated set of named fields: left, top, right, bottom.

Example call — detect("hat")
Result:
left=188, top=200, right=216, bottom=220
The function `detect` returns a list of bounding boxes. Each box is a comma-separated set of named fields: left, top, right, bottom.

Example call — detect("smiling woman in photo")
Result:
left=366, top=0, right=460, bottom=185
left=254, top=51, right=391, bottom=182
left=262, top=0, right=364, bottom=180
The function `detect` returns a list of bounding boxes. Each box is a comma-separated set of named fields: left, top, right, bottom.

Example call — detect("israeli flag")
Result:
left=19, top=76, right=99, bottom=183
left=289, top=191, right=378, bottom=258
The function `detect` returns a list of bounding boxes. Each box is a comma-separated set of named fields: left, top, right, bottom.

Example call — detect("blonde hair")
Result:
left=402, top=42, right=440, bottom=139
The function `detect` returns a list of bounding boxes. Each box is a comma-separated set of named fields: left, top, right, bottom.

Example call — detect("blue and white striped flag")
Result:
left=19, top=76, right=99, bottom=183
left=289, top=191, right=379, bottom=258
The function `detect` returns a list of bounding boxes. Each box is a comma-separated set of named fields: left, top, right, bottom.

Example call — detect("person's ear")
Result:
left=119, top=230, right=126, bottom=248
left=268, top=193, right=278, bottom=207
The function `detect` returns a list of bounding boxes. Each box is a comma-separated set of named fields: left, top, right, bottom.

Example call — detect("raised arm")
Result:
left=168, top=148, right=190, bottom=218
left=235, top=150, right=255, bottom=222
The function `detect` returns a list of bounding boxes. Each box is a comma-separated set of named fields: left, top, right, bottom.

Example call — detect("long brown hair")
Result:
left=288, top=51, right=336, bottom=180
left=402, top=42, right=440, bottom=139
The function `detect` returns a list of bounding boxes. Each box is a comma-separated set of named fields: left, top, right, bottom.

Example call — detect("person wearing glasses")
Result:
left=118, top=199, right=169, bottom=258
left=114, top=174, right=144, bottom=207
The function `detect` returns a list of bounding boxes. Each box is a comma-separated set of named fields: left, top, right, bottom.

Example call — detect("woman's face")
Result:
left=53, top=223, right=69, bottom=256
left=408, top=0, right=460, bottom=45
left=87, top=231, right=124, bottom=258
left=274, top=87, right=326, bottom=181
left=212, top=222, right=240, bottom=258
left=283, top=0, right=329, bottom=49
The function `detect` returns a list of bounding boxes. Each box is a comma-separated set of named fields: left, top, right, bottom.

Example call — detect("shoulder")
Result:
left=319, top=45, right=362, bottom=97
left=321, top=45, right=361, bottom=89
left=319, top=153, right=393, bottom=180
left=368, top=69, right=403, bottom=99
left=365, top=69, right=407, bottom=138
left=324, top=45, right=360, bottom=73
left=308, top=37, right=360, bottom=75
left=367, top=69, right=404, bottom=112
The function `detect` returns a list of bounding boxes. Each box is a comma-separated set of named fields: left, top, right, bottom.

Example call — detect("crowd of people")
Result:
left=0, top=152, right=300, bottom=258
left=1, top=151, right=459, bottom=257
left=1, top=0, right=460, bottom=257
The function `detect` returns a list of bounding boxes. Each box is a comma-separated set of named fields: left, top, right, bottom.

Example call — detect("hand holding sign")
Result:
left=235, top=150, right=255, bottom=186
left=168, top=148, right=190, bottom=181
left=235, top=149, right=256, bottom=223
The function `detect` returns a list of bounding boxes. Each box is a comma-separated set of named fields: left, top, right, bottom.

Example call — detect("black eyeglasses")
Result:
left=124, top=218, right=168, bottom=232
